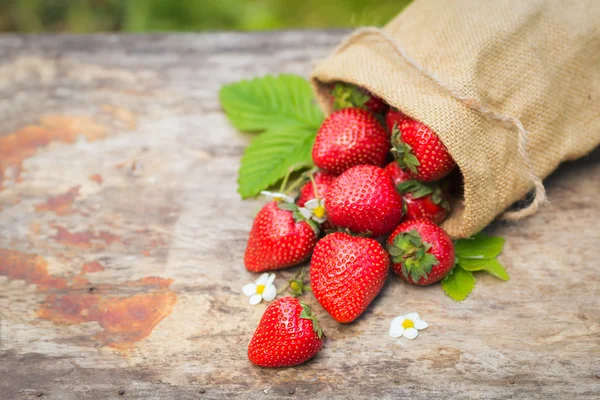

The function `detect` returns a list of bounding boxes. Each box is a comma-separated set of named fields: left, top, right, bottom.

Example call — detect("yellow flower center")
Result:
left=256, top=284, right=266, bottom=294
left=273, top=196, right=283, bottom=202
left=290, top=281, right=300, bottom=291
left=314, top=205, right=326, bottom=218
left=402, top=319, right=415, bottom=329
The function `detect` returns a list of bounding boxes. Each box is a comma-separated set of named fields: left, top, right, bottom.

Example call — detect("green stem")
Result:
left=276, top=267, right=306, bottom=295
left=308, top=172, right=320, bottom=202
left=279, top=168, right=292, bottom=192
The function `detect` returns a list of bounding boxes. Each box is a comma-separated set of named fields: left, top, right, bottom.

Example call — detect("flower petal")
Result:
left=299, top=207, right=313, bottom=219
left=266, top=273, right=276, bottom=285
left=262, top=284, right=277, bottom=301
left=405, top=312, right=420, bottom=321
left=389, top=325, right=404, bottom=338
left=403, top=328, right=419, bottom=339
left=414, top=320, right=429, bottom=330
left=390, top=317, right=406, bottom=331
left=282, top=195, right=295, bottom=203
left=305, top=199, right=319, bottom=209
left=313, top=215, right=327, bottom=224
left=249, top=294, right=263, bottom=305
left=242, top=283, right=257, bottom=297
left=260, top=191, right=275, bottom=198
left=256, top=273, right=269, bottom=285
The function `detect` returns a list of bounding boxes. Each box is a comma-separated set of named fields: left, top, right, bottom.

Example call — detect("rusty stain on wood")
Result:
left=50, top=224, right=120, bottom=249
left=89, top=174, right=104, bottom=184
left=0, top=248, right=176, bottom=349
left=0, top=115, right=109, bottom=191
left=34, top=186, right=81, bottom=215
left=81, top=261, right=105, bottom=274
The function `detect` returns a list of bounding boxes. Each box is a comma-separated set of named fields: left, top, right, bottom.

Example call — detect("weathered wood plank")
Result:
left=0, top=32, right=599, bottom=400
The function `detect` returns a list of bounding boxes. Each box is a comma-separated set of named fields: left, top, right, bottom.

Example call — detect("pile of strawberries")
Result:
left=245, top=83, right=459, bottom=368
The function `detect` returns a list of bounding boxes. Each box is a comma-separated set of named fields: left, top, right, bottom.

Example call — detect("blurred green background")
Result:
left=0, top=0, right=411, bottom=33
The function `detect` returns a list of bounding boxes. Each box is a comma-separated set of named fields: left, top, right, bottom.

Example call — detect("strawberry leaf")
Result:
left=219, top=74, right=324, bottom=198
left=455, top=233, right=505, bottom=260
left=220, top=74, right=323, bottom=132
left=441, top=265, right=476, bottom=301
left=459, top=258, right=510, bottom=281
left=237, top=127, right=315, bottom=198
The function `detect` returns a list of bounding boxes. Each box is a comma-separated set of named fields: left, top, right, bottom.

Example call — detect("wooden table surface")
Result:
left=0, top=32, right=599, bottom=400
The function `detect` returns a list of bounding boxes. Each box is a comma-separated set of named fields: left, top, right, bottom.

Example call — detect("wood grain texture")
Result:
left=0, top=32, right=599, bottom=400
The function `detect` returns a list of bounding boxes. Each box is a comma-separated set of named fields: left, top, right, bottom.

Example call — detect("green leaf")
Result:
left=220, top=74, right=324, bottom=198
left=219, top=74, right=323, bottom=132
left=459, top=258, right=510, bottom=281
left=237, top=127, right=315, bottom=198
left=454, top=233, right=505, bottom=260
left=441, top=265, right=476, bottom=301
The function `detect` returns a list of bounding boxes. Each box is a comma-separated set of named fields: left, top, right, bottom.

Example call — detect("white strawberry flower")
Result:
left=389, top=312, right=429, bottom=340
left=299, top=198, right=327, bottom=223
left=243, top=273, right=277, bottom=305
left=260, top=191, right=294, bottom=203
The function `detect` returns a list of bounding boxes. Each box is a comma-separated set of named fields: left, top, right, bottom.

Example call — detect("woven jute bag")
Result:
left=311, top=0, right=600, bottom=238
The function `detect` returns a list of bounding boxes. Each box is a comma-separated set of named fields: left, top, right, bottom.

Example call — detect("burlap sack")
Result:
left=311, top=0, right=600, bottom=238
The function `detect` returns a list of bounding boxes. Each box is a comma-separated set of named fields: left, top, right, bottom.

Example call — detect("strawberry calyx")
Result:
left=277, top=202, right=320, bottom=235
left=390, top=124, right=420, bottom=174
left=299, top=302, right=323, bottom=339
left=331, top=82, right=370, bottom=111
left=397, top=180, right=451, bottom=211
left=387, top=229, right=439, bottom=282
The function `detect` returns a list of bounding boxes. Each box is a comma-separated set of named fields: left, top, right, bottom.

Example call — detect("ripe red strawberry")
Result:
left=297, top=171, right=337, bottom=207
left=387, top=219, right=455, bottom=285
left=385, top=108, right=408, bottom=132
left=326, top=165, right=403, bottom=236
left=310, top=232, right=389, bottom=323
left=384, top=161, right=412, bottom=186
left=397, top=180, right=451, bottom=224
left=244, top=202, right=318, bottom=272
left=312, top=108, right=389, bottom=175
left=248, top=297, right=324, bottom=368
left=330, top=82, right=388, bottom=114
left=391, top=117, right=456, bottom=181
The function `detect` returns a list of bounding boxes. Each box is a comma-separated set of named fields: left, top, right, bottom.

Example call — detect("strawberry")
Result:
left=331, top=82, right=388, bottom=114
left=385, top=108, right=408, bottom=132
left=387, top=219, right=455, bottom=286
left=312, top=108, right=389, bottom=175
left=244, top=202, right=318, bottom=272
left=326, top=165, right=403, bottom=236
left=390, top=117, right=456, bottom=181
left=297, top=171, right=337, bottom=207
left=248, top=297, right=324, bottom=368
left=384, top=161, right=412, bottom=186
left=310, top=232, right=389, bottom=323
left=397, top=180, right=451, bottom=225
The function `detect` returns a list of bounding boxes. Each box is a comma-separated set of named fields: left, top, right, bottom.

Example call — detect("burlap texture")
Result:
left=311, top=0, right=600, bottom=238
